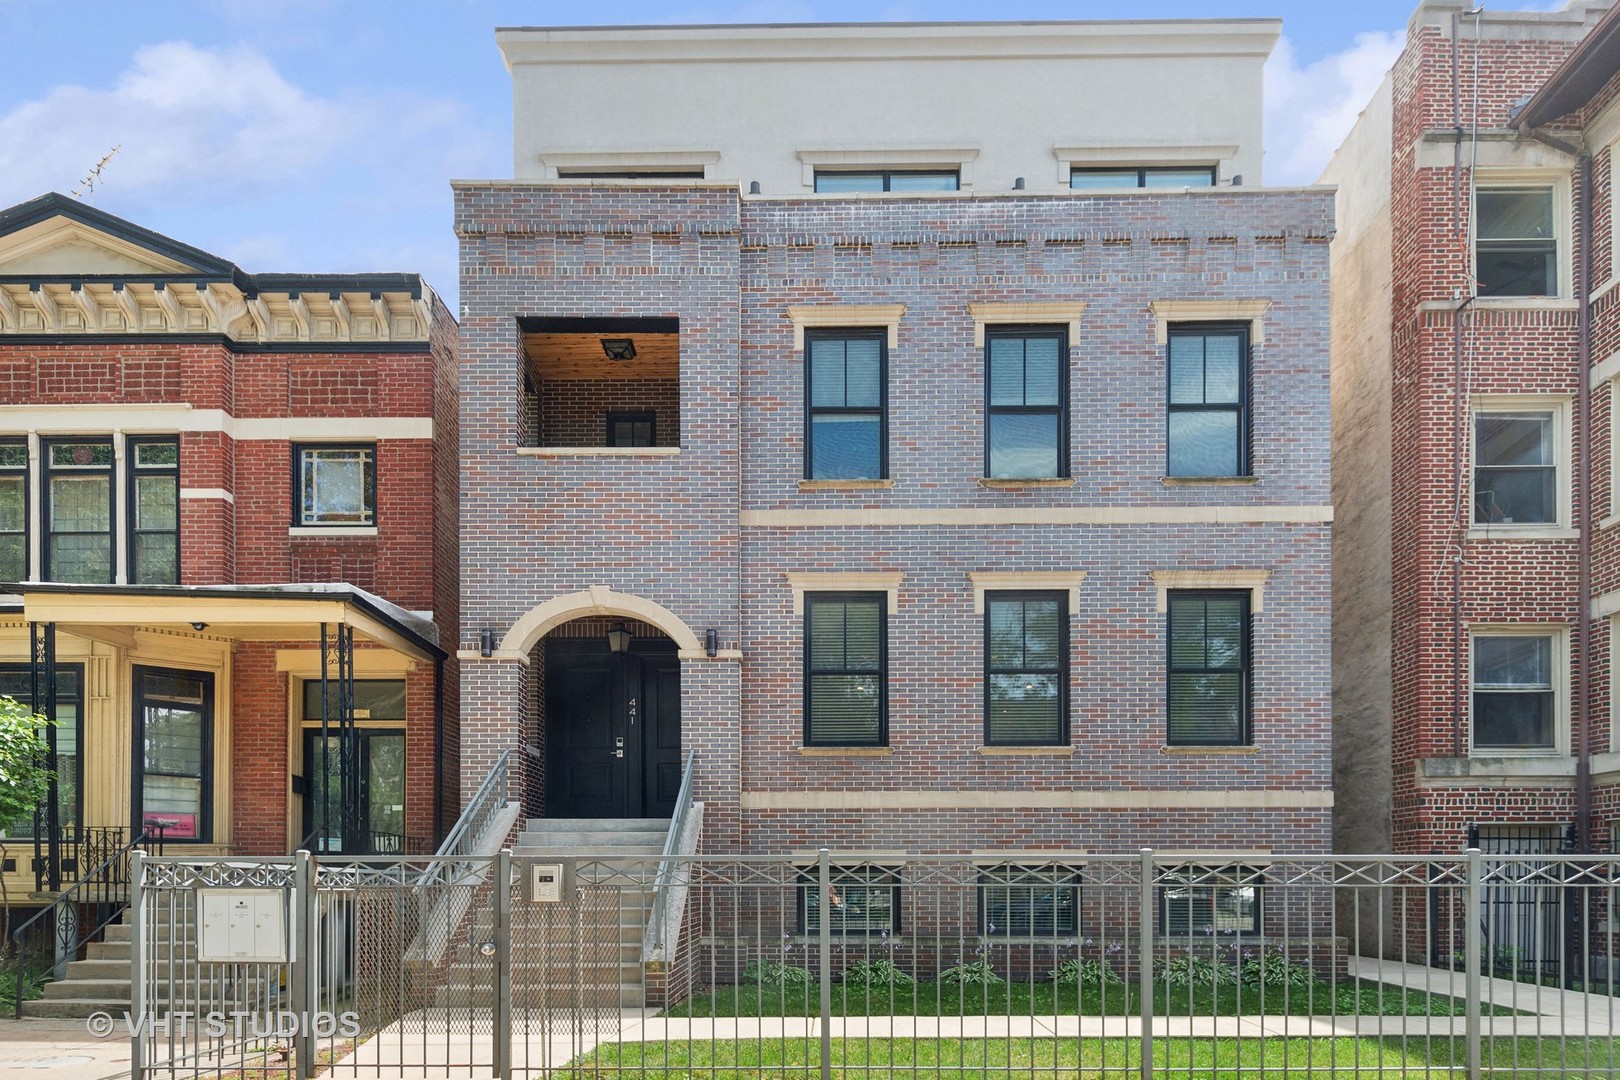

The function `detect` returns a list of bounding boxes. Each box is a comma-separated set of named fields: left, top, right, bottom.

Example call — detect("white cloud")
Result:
left=0, top=41, right=349, bottom=199
left=1264, top=31, right=1405, bottom=186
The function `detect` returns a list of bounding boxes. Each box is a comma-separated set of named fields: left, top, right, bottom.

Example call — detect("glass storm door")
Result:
left=302, top=729, right=407, bottom=855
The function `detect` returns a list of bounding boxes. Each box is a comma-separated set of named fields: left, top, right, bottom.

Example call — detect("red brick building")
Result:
left=1328, top=0, right=1620, bottom=887
left=0, top=193, right=459, bottom=900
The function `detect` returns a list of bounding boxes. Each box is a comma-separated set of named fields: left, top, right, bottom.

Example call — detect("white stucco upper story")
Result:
left=496, top=19, right=1281, bottom=193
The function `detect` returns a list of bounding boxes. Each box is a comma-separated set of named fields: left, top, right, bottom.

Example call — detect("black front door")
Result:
left=302, top=728, right=407, bottom=855
left=546, top=637, right=680, bottom=818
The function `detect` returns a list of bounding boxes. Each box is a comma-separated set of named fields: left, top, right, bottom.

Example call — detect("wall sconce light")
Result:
left=480, top=628, right=496, bottom=658
left=705, top=628, right=718, bottom=657
left=606, top=622, right=632, bottom=654
left=1012, top=176, right=1025, bottom=190
left=600, top=338, right=637, bottom=361
left=748, top=181, right=761, bottom=194
left=191, top=622, right=208, bottom=632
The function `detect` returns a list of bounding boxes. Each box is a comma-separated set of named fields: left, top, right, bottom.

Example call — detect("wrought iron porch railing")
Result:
left=22, top=824, right=129, bottom=893
left=10, top=828, right=161, bottom=1019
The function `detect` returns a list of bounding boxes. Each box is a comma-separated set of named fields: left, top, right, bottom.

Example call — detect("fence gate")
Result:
left=132, top=852, right=503, bottom=1080
left=1471, top=824, right=1574, bottom=982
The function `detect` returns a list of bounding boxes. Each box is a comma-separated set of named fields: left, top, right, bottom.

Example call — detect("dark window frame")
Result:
left=977, top=864, right=1080, bottom=939
left=1158, top=864, right=1264, bottom=938
left=803, top=591, right=888, bottom=748
left=126, top=436, right=179, bottom=585
left=292, top=442, right=377, bottom=527
left=0, top=437, right=28, bottom=581
left=1166, top=589, right=1253, bottom=747
left=606, top=410, right=657, bottom=448
left=300, top=677, right=409, bottom=722
left=40, top=437, right=115, bottom=584
left=984, top=324, right=1070, bottom=480
left=131, top=665, right=215, bottom=845
left=1071, top=166, right=1218, bottom=189
left=804, top=327, right=888, bottom=480
left=983, top=590, right=1069, bottom=746
left=0, top=662, right=85, bottom=840
left=1166, top=322, right=1252, bottom=478
left=797, top=864, right=902, bottom=936
left=813, top=170, right=960, bottom=193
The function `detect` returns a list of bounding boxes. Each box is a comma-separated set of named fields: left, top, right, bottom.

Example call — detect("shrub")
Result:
left=1158, top=955, right=1234, bottom=988
left=741, top=960, right=812, bottom=986
left=1238, top=951, right=1317, bottom=989
left=938, top=960, right=1004, bottom=986
left=1049, top=958, right=1124, bottom=986
left=840, top=958, right=915, bottom=987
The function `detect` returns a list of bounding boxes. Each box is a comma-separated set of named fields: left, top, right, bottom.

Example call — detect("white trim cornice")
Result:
left=785, top=304, right=905, bottom=349
left=786, top=571, right=903, bottom=615
left=967, top=571, right=1086, bottom=613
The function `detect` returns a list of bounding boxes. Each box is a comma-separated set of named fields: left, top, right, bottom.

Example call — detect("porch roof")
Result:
left=0, top=582, right=445, bottom=662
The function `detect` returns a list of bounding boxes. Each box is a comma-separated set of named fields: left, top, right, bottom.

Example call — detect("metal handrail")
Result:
left=10, top=828, right=157, bottom=1018
left=414, top=747, right=511, bottom=893
left=648, top=749, right=697, bottom=952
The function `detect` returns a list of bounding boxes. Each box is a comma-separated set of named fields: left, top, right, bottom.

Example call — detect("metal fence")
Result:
left=127, top=849, right=1618, bottom=1079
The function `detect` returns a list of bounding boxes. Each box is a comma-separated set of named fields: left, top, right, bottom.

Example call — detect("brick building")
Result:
left=1327, top=0, right=1620, bottom=883
left=0, top=193, right=459, bottom=903
left=455, top=12, right=1335, bottom=917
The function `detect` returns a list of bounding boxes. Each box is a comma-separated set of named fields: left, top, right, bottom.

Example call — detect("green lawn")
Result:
left=665, top=978, right=1505, bottom=1019
left=555, top=1036, right=1614, bottom=1079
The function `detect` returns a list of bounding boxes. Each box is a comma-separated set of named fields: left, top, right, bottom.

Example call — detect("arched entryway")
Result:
left=536, top=616, right=681, bottom=818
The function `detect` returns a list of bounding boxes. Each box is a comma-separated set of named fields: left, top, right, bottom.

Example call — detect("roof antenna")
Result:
left=72, top=145, right=122, bottom=201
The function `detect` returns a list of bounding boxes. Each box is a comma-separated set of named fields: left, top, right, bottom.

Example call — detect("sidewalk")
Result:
left=0, top=1019, right=131, bottom=1080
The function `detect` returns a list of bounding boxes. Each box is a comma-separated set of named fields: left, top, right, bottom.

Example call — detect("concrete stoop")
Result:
left=438, top=818, right=669, bottom=1009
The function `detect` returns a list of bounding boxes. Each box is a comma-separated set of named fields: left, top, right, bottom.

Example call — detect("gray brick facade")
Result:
left=456, top=182, right=1334, bottom=856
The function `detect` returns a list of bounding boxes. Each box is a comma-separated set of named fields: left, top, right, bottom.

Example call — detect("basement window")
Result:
left=520, top=316, right=680, bottom=450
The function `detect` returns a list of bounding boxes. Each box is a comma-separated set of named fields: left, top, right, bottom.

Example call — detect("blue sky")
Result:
left=0, top=1, right=1567, bottom=307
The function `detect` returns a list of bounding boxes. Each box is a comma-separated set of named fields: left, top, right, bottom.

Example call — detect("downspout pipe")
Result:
left=1575, top=151, right=1594, bottom=853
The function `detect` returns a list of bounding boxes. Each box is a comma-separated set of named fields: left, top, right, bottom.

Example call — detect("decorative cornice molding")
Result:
left=0, top=280, right=431, bottom=344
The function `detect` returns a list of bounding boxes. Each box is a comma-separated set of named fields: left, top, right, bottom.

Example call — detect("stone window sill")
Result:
left=288, top=526, right=378, bottom=538
left=798, top=746, right=894, bottom=757
left=517, top=446, right=680, bottom=457
left=798, top=479, right=894, bottom=491
left=1161, top=475, right=1259, bottom=486
left=977, top=477, right=1076, bottom=489
left=977, top=745, right=1074, bottom=756
left=1465, top=526, right=1578, bottom=541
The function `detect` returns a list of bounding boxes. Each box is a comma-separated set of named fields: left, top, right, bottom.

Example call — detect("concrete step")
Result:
left=39, top=977, right=255, bottom=1002
left=453, top=940, right=644, bottom=965
left=437, top=983, right=644, bottom=1008
left=510, top=846, right=662, bottom=863
left=521, top=835, right=667, bottom=848
left=22, top=999, right=133, bottom=1020
left=524, top=818, right=668, bottom=833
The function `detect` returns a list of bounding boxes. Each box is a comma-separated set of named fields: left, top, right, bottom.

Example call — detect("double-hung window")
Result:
left=1475, top=186, right=1557, bottom=297
left=986, top=326, right=1067, bottom=479
left=980, top=865, right=1078, bottom=938
left=1167, top=324, right=1249, bottom=477
left=42, top=439, right=114, bottom=583
left=1160, top=864, right=1262, bottom=937
left=0, top=440, right=25, bottom=580
left=984, top=591, right=1067, bottom=745
left=806, top=329, right=885, bottom=480
left=801, top=864, right=900, bottom=935
left=1474, top=410, right=1556, bottom=526
left=804, top=593, right=886, bottom=746
left=1167, top=590, right=1251, bottom=746
left=296, top=444, right=375, bottom=527
left=128, top=438, right=179, bottom=584
left=1472, top=632, right=1558, bottom=752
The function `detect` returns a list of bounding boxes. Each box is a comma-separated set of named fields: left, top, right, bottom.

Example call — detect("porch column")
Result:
left=460, top=654, right=530, bottom=819
left=29, top=621, right=59, bottom=892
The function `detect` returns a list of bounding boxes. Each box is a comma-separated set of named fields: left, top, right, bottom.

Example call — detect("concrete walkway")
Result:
left=1348, top=954, right=1617, bottom=1036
